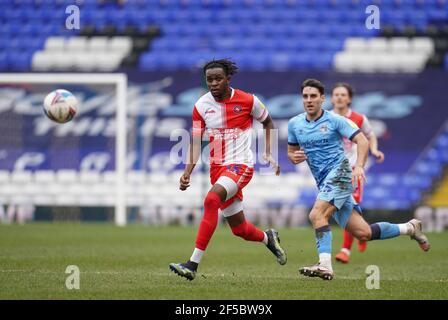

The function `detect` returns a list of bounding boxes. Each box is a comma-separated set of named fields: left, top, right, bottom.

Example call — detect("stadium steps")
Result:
left=333, top=37, right=434, bottom=73
left=79, top=24, right=162, bottom=68
left=380, top=23, right=448, bottom=69
left=1, top=1, right=447, bottom=71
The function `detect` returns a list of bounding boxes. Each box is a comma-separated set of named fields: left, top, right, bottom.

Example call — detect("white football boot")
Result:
left=408, top=219, right=430, bottom=252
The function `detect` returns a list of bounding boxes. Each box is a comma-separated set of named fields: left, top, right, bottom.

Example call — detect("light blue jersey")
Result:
left=288, top=110, right=362, bottom=228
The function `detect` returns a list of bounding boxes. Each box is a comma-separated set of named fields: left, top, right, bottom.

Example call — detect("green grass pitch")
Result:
left=0, top=223, right=447, bottom=299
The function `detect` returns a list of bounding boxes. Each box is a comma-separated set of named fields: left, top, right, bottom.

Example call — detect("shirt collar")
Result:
left=306, top=109, right=325, bottom=123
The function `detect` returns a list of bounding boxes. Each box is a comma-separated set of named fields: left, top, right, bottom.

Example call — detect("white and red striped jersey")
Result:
left=192, top=88, right=268, bottom=167
left=331, top=108, right=373, bottom=167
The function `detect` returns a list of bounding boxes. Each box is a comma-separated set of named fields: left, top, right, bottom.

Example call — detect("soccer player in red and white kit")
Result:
left=169, top=59, right=287, bottom=280
left=331, top=83, right=385, bottom=264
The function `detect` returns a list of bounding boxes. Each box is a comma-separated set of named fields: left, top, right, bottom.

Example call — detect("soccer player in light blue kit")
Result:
left=288, top=79, right=430, bottom=280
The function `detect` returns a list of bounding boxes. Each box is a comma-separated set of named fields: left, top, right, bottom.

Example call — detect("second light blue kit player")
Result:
left=287, top=79, right=430, bottom=280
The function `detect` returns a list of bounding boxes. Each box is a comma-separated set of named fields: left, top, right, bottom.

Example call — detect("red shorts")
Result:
left=352, top=180, right=364, bottom=203
left=210, top=164, right=254, bottom=210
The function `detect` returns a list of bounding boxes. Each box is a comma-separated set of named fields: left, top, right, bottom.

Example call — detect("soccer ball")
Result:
left=43, top=89, right=78, bottom=123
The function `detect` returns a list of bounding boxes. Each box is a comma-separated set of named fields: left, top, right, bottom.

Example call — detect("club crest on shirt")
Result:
left=233, top=105, right=243, bottom=114
left=320, top=124, right=328, bottom=133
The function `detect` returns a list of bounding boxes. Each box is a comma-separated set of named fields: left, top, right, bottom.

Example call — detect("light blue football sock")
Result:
left=315, top=225, right=332, bottom=254
left=370, top=222, right=400, bottom=240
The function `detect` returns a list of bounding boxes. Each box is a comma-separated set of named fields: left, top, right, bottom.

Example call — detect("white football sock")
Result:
left=190, top=248, right=204, bottom=264
left=398, top=223, right=413, bottom=235
left=262, top=232, right=268, bottom=245
left=319, top=253, right=333, bottom=271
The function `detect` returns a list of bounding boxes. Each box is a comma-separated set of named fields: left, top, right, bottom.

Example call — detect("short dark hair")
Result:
left=203, top=59, right=238, bottom=77
left=332, top=82, right=354, bottom=98
left=301, top=79, right=325, bottom=95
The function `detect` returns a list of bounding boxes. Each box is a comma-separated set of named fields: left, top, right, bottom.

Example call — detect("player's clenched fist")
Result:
left=179, top=173, right=191, bottom=190
left=289, top=149, right=308, bottom=164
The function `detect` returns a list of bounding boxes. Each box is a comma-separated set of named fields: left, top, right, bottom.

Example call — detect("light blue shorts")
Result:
left=316, top=160, right=362, bottom=229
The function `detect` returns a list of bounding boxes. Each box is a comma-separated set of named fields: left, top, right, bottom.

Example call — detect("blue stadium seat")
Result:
left=221, top=24, right=248, bottom=37
left=296, top=188, right=317, bottom=208
left=308, top=53, right=333, bottom=69
left=415, top=161, right=442, bottom=177
left=1, top=0, right=446, bottom=73
left=402, top=175, right=432, bottom=190
left=215, top=10, right=236, bottom=24
left=243, top=53, right=269, bottom=71
left=292, top=53, right=313, bottom=69
left=268, top=53, right=294, bottom=71
left=0, top=37, right=9, bottom=50
left=0, top=51, right=8, bottom=70
left=7, top=51, right=32, bottom=71
left=139, top=53, right=160, bottom=70
left=376, top=174, right=401, bottom=187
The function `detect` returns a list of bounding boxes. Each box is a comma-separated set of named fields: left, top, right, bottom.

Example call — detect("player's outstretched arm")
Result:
left=262, top=115, right=281, bottom=176
left=180, top=135, right=201, bottom=191
left=351, top=133, right=369, bottom=187
left=287, top=144, right=307, bottom=165
left=368, top=133, right=385, bottom=163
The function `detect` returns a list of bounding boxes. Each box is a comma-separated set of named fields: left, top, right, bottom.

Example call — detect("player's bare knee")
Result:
left=308, top=210, right=319, bottom=223
left=355, top=228, right=371, bottom=242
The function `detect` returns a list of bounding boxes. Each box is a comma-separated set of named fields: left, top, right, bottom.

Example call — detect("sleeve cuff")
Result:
left=257, top=109, right=268, bottom=122
left=288, top=142, right=300, bottom=146
left=349, top=129, right=361, bottom=141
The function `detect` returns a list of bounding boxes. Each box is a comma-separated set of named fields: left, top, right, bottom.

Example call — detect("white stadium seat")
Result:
left=102, top=171, right=116, bottom=183
left=411, top=37, right=435, bottom=55
left=57, top=170, right=79, bottom=183
left=79, top=171, right=101, bottom=183
left=88, top=37, right=109, bottom=51
left=149, top=173, right=169, bottom=183
left=11, top=171, right=32, bottom=183
left=344, top=38, right=367, bottom=52
left=44, top=36, right=66, bottom=51
left=33, top=195, right=54, bottom=206
left=32, top=51, right=53, bottom=71
left=398, top=53, right=427, bottom=72
left=333, top=52, right=356, bottom=72
left=96, top=53, right=123, bottom=71
left=108, top=36, right=132, bottom=54
left=367, top=38, right=388, bottom=52
left=66, top=37, right=88, bottom=51
left=57, top=195, right=77, bottom=206
left=376, top=53, right=400, bottom=73
left=52, top=52, right=78, bottom=70
left=353, top=53, right=378, bottom=73
left=34, top=170, right=56, bottom=183
left=389, top=38, right=410, bottom=52
left=74, top=52, right=98, bottom=71
left=335, top=36, right=432, bottom=73
left=127, top=171, right=146, bottom=184
left=0, top=170, right=10, bottom=184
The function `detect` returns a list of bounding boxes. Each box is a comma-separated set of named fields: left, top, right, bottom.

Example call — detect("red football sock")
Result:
left=342, top=229, right=354, bottom=250
left=231, top=220, right=265, bottom=242
left=195, top=192, right=221, bottom=251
